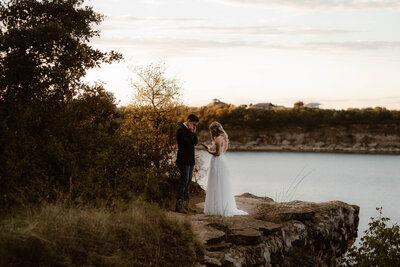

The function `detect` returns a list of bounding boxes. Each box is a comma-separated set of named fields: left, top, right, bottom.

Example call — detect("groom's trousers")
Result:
left=176, top=164, right=194, bottom=208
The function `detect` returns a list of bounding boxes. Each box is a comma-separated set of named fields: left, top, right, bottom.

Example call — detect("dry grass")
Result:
left=0, top=201, right=203, bottom=267
left=206, top=215, right=236, bottom=234
left=256, top=201, right=284, bottom=223
left=256, top=167, right=313, bottom=223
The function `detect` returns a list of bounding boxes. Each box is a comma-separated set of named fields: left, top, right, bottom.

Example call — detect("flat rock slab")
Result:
left=168, top=196, right=285, bottom=252
left=203, top=227, right=226, bottom=245
left=167, top=194, right=360, bottom=267
left=206, top=242, right=232, bottom=252
left=227, top=228, right=262, bottom=245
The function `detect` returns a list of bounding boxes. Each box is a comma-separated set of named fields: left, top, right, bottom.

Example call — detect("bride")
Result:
left=202, top=121, right=248, bottom=217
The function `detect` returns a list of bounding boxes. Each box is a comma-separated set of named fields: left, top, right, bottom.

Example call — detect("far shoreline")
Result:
left=196, top=146, right=400, bottom=156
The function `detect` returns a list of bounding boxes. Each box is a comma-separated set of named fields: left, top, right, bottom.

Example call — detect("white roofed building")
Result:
left=305, top=102, right=321, bottom=109
left=207, top=98, right=227, bottom=107
left=252, top=102, right=274, bottom=110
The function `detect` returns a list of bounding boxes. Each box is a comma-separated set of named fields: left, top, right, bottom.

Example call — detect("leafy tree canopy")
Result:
left=0, top=0, right=122, bottom=210
left=0, top=0, right=121, bottom=106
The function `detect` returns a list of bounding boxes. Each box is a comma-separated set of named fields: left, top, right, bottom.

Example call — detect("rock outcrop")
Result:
left=168, top=193, right=359, bottom=267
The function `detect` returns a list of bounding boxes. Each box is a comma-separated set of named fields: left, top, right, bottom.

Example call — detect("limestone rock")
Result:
left=282, top=140, right=291, bottom=146
left=196, top=126, right=400, bottom=154
left=315, top=141, right=325, bottom=147
left=168, top=194, right=360, bottom=266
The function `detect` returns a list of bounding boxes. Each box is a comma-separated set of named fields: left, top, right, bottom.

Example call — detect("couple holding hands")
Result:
left=175, top=114, right=247, bottom=217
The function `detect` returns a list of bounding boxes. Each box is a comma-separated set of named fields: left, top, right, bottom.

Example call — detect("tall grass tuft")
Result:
left=256, top=166, right=313, bottom=222
left=0, top=201, right=203, bottom=266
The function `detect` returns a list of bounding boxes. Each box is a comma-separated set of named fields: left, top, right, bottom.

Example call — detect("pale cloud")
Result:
left=177, top=25, right=355, bottom=35
left=92, top=37, right=234, bottom=49
left=90, top=37, right=239, bottom=57
left=92, top=37, right=400, bottom=53
left=104, top=16, right=204, bottom=23
left=297, top=41, right=400, bottom=50
left=212, top=0, right=400, bottom=10
left=102, top=16, right=353, bottom=35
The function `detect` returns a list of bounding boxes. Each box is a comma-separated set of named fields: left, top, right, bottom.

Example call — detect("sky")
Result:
left=84, top=0, right=400, bottom=109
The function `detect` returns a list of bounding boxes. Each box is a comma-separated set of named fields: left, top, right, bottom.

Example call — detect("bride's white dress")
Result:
left=204, top=143, right=248, bottom=217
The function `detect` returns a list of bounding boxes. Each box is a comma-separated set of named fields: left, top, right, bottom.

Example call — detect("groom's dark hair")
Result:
left=187, top=114, right=199, bottom=122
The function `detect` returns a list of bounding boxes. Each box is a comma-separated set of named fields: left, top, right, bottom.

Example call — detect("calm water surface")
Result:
left=198, top=151, right=400, bottom=237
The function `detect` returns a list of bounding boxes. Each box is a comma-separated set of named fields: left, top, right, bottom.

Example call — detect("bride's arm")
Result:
left=208, top=137, right=222, bottom=156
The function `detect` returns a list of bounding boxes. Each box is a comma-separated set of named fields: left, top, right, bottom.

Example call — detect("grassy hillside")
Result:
left=0, top=201, right=204, bottom=267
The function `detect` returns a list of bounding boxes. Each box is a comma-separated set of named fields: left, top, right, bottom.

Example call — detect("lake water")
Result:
left=197, top=151, right=400, bottom=238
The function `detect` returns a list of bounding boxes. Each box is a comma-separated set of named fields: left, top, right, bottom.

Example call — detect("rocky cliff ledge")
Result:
left=168, top=194, right=359, bottom=267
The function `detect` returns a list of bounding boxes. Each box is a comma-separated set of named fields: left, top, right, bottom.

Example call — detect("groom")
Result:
left=175, top=114, right=199, bottom=213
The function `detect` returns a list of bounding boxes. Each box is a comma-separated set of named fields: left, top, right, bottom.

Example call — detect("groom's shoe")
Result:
left=175, top=199, right=187, bottom=213
left=186, top=207, right=197, bottom=213
left=175, top=206, right=188, bottom=213
left=183, top=200, right=196, bottom=213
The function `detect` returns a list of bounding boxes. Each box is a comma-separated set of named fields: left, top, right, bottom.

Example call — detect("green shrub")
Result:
left=343, top=207, right=400, bottom=266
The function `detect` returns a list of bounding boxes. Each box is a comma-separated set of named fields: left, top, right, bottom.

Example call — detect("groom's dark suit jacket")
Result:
left=176, top=123, right=198, bottom=166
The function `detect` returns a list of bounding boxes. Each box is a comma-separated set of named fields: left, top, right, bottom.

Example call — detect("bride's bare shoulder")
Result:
left=215, top=135, right=224, bottom=142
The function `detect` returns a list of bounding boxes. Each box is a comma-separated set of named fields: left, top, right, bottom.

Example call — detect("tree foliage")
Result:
left=294, top=101, right=304, bottom=109
left=131, top=63, right=181, bottom=118
left=121, top=63, right=181, bottom=175
left=192, top=104, right=400, bottom=132
left=0, top=0, right=122, bottom=211
left=105, top=63, right=201, bottom=206
left=343, top=207, right=400, bottom=266
left=0, top=0, right=120, bottom=104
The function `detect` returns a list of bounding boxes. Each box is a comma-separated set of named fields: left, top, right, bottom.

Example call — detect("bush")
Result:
left=0, top=202, right=204, bottom=266
left=343, top=207, right=400, bottom=266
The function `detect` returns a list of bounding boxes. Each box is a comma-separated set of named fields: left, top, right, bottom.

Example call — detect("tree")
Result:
left=294, top=101, right=305, bottom=109
left=131, top=63, right=181, bottom=129
left=0, top=0, right=122, bottom=209
left=0, top=0, right=121, bottom=105
left=343, top=207, right=400, bottom=266
left=122, top=63, right=181, bottom=170
left=114, top=63, right=185, bottom=205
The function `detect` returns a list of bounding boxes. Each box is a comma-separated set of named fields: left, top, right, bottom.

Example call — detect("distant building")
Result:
left=252, top=102, right=274, bottom=110
left=273, top=105, right=286, bottom=110
left=207, top=98, right=227, bottom=107
left=248, top=102, right=286, bottom=110
left=305, top=102, right=321, bottom=109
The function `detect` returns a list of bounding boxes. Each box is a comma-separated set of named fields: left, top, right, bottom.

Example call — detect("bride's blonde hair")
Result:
left=209, top=121, right=229, bottom=146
